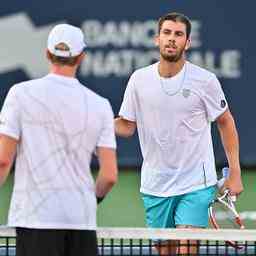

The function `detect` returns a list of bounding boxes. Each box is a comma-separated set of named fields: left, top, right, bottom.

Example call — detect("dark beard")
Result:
left=160, top=45, right=186, bottom=63
left=161, top=52, right=182, bottom=62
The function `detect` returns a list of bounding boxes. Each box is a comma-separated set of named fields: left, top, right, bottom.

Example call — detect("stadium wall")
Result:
left=0, top=1, right=255, bottom=167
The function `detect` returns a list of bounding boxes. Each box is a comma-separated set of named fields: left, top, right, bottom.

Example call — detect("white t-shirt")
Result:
left=0, top=73, right=116, bottom=230
left=119, top=61, right=228, bottom=197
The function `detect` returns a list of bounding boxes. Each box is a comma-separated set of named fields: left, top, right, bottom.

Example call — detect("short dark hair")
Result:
left=47, top=42, right=82, bottom=66
left=158, top=12, right=191, bottom=38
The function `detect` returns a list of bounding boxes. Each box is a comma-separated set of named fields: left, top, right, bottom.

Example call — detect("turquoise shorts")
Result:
left=142, top=186, right=216, bottom=228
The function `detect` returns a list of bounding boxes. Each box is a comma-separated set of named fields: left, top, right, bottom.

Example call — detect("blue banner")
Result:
left=0, top=1, right=255, bottom=166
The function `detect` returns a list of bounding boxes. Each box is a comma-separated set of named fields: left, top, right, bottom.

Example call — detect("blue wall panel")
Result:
left=0, top=1, right=255, bottom=167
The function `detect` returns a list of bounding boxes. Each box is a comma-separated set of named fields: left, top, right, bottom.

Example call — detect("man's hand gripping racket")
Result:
left=209, top=189, right=245, bottom=249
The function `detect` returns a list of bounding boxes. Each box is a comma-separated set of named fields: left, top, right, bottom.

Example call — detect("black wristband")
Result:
left=97, top=196, right=105, bottom=204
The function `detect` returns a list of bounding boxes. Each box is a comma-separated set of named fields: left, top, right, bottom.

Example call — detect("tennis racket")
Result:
left=208, top=189, right=245, bottom=249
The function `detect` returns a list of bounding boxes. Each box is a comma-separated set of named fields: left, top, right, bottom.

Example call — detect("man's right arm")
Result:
left=114, top=117, right=136, bottom=137
left=0, top=135, right=18, bottom=187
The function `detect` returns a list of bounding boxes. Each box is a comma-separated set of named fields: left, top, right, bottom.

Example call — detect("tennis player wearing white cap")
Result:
left=0, top=24, right=118, bottom=256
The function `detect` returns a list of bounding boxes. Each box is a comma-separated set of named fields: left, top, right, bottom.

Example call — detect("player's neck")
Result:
left=49, top=64, right=77, bottom=78
left=158, top=57, right=186, bottom=78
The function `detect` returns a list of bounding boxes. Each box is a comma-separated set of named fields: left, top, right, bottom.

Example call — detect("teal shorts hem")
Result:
left=142, top=186, right=216, bottom=228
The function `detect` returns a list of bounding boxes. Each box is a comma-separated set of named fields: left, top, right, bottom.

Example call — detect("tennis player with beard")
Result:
left=115, top=12, right=243, bottom=255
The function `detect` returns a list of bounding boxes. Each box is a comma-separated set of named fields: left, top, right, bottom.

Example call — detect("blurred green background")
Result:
left=0, top=170, right=255, bottom=228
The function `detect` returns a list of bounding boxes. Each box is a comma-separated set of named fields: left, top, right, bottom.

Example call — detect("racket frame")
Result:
left=208, top=190, right=245, bottom=249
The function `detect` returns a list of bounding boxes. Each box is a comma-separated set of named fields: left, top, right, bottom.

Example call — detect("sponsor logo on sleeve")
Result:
left=221, top=99, right=226, bottom=108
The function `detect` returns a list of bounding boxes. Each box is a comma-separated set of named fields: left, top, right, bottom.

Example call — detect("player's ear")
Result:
left=46, top=50, right=51, bottom=61
left=154, top=35, right=160, bottom=47
left=77, top=52, right=86, bottom=65
left=185, top=38, right=191, bottom=51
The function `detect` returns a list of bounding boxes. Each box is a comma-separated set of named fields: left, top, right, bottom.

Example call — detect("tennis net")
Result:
left=0, top=226, right=256, bottom=255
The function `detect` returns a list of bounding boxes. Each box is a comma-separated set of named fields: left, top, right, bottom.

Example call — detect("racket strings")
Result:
left=211, top=195, right=242, bottom=229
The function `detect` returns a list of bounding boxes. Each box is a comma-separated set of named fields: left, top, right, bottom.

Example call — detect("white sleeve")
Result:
left=0, top=85, right=21, bottom=140
left=202, top=75, right=228, bottom=122
left=96, top=100, right=116, bottom=149
left=119, top=74, right=136, bottom=121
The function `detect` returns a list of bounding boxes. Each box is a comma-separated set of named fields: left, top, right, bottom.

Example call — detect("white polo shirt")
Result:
left=0, top=73, right=116, bottom=230
left=119, top=61, right=228, bottom=197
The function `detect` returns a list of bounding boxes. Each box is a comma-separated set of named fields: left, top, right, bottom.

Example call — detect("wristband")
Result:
left=97, top=196, right=105, bottom=204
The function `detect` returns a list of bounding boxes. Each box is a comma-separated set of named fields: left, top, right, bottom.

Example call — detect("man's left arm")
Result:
left=216, top=109, right=243, bottom=196
left=0, top=135, right=18, bottom=187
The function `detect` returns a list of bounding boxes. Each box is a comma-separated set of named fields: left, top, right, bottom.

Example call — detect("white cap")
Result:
left=47, top=24, right=86, bottom=57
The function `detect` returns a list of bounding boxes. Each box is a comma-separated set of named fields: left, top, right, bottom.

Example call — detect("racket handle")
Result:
left=217, top=167, right=229, bottom=189
left=220, top=168, right=237, bottom=202
left=217, top=177, right=225, bottom=189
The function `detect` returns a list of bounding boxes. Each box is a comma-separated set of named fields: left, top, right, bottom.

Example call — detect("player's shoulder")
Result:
left=8, top=78, right=43, bottom=95
left=186, top=62, right=222, bottom=95
left=80, top=83, right=106, bottom=102
left=186, top=61, right=217, bottom=82
left=130, top=62, right=158, bottom=80
left=79, top=83, right=112, bottom=111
